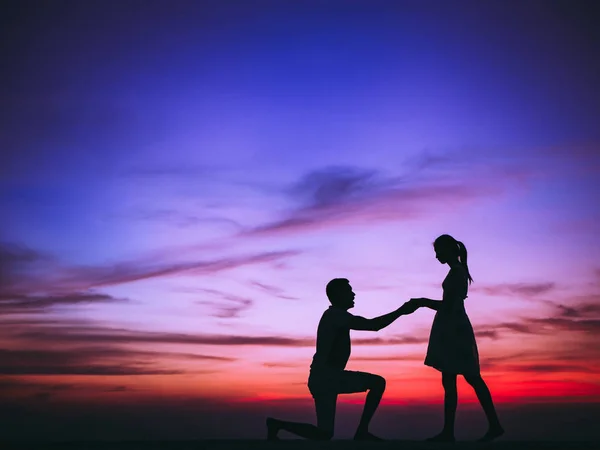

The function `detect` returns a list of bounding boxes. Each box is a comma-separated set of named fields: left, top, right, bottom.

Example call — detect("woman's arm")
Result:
left=412, top=267, right=469, bottom=312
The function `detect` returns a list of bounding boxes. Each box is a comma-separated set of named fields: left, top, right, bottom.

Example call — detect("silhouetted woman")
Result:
left=410, top=234, right=504, bottom=442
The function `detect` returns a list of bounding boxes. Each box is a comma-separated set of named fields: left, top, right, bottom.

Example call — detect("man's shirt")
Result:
left=310, top=306, right=353, bottom=371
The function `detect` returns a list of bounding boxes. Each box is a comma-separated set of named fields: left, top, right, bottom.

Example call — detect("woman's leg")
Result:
left=427, top=372, right=457, bottom=442
left=464, top=373, right=504, bottom=441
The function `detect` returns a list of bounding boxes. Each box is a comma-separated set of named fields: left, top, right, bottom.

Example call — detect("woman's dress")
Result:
left=424, top=265, right=480, bottom=375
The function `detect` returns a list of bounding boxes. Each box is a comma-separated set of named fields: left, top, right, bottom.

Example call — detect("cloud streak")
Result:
left=117, top=208, right=243, bottom=231
left=0, top=292, right=126, bottom=314
left=196, top=288, right=254, bottom=318
left=0, top=341, right=236, bottom=376
left=59, top=249, right=301, bottom=290
left=473, top=282, right=557, bottom=297
left=249, top=280, right=299, bottom=300
left=239, top=162, right=532, bottom=238
left=0, top=348, right=182, bottom=376
left=479, top=300, right=600, bottom=338
left=0, top=241, right=301, bottom=297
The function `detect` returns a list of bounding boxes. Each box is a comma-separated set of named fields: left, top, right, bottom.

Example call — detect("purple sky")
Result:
left=1, top=0, right=600, bottom=440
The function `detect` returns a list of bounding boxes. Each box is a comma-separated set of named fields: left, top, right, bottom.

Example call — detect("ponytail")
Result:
left=456, top=240, right=474, bottom=284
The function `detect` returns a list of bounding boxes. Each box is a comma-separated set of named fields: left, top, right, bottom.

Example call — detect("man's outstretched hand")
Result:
left=399, top=300, right=420, bottom=315
left=410, top=298, right=427, bottom=306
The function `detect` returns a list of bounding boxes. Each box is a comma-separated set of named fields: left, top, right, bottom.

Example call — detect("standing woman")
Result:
left=411, top=234, right=504, bottom=442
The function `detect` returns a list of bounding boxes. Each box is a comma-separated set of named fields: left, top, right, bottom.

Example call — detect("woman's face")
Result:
left=434, top=245, right=449, bottom=264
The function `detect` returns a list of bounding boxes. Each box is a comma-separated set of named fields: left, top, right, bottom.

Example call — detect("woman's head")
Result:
left=433, top=234, right=474, bottom=284
left=433, top=234, right=459, bottom=263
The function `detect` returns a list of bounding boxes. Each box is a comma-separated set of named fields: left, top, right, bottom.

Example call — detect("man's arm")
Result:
left=348, top=303, right=414, bottom=332
left=411, top=298, right=443, bottom=311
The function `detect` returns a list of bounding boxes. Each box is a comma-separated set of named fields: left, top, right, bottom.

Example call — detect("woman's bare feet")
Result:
left=266, top=417, right=280, bottom=440
left=354, top=430, right=384, bottom=441
left=426, top=431, right=456, bottom=443
left=478, top=425, right=505, bottom=442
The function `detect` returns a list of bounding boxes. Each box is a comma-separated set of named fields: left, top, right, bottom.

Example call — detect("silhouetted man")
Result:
left=266, top=278, right=416, bottom=441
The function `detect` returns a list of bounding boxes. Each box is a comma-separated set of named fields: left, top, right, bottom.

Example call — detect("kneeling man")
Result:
left=266, top=278, right=416, bottom=441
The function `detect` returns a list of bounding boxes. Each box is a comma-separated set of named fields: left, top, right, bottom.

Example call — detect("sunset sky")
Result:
left=1, top=0, right=600, bottom=440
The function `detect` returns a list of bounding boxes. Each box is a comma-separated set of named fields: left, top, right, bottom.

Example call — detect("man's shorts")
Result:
left=308, top=368, right=374, bottom=398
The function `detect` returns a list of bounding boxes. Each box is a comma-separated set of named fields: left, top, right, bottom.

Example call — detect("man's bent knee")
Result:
left=369, top=374, right=386, bottom=392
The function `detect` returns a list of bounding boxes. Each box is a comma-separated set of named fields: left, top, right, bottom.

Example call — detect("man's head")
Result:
left=326, top=278, right=355, bottom=310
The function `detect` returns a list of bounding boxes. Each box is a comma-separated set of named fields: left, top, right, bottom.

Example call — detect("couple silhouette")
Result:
left=266, top=234, right=505, bottom=442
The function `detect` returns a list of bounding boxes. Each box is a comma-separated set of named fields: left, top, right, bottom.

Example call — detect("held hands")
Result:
left=398, top=299, right=418, bottom=315
left=409, top=298, right=427, bottom=307
left=399, top=298, right=426, bottom=315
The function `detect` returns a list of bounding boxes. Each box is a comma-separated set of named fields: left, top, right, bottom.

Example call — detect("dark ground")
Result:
left=3, top=441, right=600, bottom=450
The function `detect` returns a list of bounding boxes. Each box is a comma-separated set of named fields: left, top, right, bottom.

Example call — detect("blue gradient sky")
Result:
left=1, top=0, right=600, bottom=439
